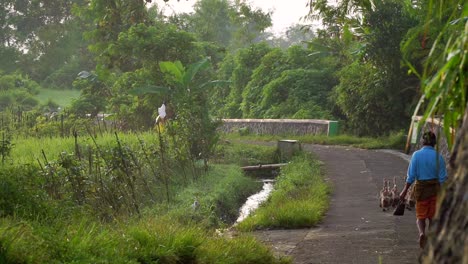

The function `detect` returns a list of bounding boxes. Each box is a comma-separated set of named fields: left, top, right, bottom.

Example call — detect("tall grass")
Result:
left=236, top=152, right=330, bottom=231
left=1, top=135, right=291, bottom=263
left=10, top=131, right=157, bottom=164
left=0, top=215, right=290, bottom=263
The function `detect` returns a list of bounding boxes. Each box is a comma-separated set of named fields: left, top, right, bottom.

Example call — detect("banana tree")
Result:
left=131, top=58, right=228, bottom=175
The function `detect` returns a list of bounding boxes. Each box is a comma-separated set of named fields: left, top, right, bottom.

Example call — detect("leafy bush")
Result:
left=0, top=73, right=40, bottom=94
left=0, top=166, right=49, bottom=219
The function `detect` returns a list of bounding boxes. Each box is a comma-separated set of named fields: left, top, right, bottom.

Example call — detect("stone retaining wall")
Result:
left=220, top=119, right=334, bottom=136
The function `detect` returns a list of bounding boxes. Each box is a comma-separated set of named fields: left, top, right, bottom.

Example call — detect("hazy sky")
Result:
left=152, top=0, right=312, bottom=35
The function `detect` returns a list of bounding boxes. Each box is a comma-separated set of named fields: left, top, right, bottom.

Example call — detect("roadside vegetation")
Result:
left=237, top=152, right=329, bottom=231
left=0, top=0, right=464, bottom=262
left=222, top=131, right=407, bottom=150
left=0, top=134, right=291, bottom=263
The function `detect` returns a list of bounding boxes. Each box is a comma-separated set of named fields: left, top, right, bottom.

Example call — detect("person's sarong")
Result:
left=416, top=195, right=437, bottom=219
left=413, top=179, right=440, bottom=201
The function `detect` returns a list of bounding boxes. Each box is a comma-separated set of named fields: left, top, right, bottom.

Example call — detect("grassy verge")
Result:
left=236, top=152, right=330, bottom=231
left=0, top=164, right=289, bottom=263
left=158, top=164, right=263, bottom=227
left=0, top=216, right=290, bottom=264
left=222, top=131, right=406, bottom=150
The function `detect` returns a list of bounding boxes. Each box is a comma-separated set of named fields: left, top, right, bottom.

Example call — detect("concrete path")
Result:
left=254, top=144, right=420, bottom=264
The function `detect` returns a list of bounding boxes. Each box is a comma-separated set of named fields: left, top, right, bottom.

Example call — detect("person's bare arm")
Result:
left=399, top=182, right=411, bottom=201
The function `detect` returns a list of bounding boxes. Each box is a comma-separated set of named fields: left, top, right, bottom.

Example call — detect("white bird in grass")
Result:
left=191, top=199, right=200, bottom=211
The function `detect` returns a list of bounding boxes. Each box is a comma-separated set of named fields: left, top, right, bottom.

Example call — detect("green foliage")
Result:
left=0, top=166, right=49, bottom=219
left=237, top=152, right=329, bottom=231
left=0, top=132, right=13, bottom=164
left=213, top=141, right=278, bottom=166
left=0, top=73, right=40, bottom=94
left=333, top=62, right=400, bottom=136
left=199, top=234, right=291, bottom=264
left=0, top=47, right=19, bottom=74
left=261, top=68, right=334, bottom=119
left=229, top=1, right=272, bottom=49
left=35, top=88, right=80, bottom=108
left=0, top=215, right=289, bottom=264
left=42, top=54, right=94, bottom=90
left=402, top=0, right=467, bottom=149
left=0, top=0, right=87, bottom=81
left=148, top=58, right=222, bottom=172
left=222, top=43, right=272, bottom=117
left=170, top=165, right=262, bottom=226
left=79, top=0, right=149, bottom=70
left=0, top=134, right=289, bottom=263
left=241, top=48, right=288, bottom=117
left=190, top=0, right=233, bottom=46
left=221, top=131, right=407, bottom=150
left=111, top=22, right=199, bottom=72
left=0, top=73, right=41, bottom=110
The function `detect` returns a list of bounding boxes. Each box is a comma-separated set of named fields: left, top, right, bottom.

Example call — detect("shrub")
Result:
left=0, top=166, right=49, bottom=219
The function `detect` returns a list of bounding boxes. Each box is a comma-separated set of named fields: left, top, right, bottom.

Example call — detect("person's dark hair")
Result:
left=422, top=131, right=436, bottom=147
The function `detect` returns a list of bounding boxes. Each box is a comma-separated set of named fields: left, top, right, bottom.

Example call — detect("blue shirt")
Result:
left=407, top=146, right=447, bottom=184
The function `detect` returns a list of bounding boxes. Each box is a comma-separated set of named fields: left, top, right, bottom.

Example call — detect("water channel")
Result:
left=235, top=179, right=275, bottom=224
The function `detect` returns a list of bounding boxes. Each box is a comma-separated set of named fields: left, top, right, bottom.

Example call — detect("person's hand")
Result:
left=399, top=190, right=407, bottom=201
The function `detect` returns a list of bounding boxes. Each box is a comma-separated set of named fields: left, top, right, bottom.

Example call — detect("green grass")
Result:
left=222, top=130, right=406, bottom=150
left=1, top=135, right=292, bottom=263
left=213, top=141, right=279, bottom=166
left=0, top=215, right=290, bottom=264
left=236, top=152, right=330, bottom=231
left=9, top=131, right=159, bottom=164
left=160, top=164, right=263, bottom=227
left=35, top=88, right=80, bottom=107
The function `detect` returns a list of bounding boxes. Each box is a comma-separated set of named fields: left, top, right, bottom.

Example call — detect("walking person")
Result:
left=399, top=131, right=447, bottom=249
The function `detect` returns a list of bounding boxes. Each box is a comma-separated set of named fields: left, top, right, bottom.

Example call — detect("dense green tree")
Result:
left=170, top=0, right=271, bottom=50
left=0, top=0, right=88, bottom=82
left=77, top=0, right=150, bottom=72
left=402, top=0, right=466, bottom=147
left=333, top=62, right=394, bottom=135
left=308, top=0, right=418, bottom=135
left=240, top=44, right=328, bottom=118
left=221, top=42, right=271, bottom=118
left=190, top=0, right=233, bottom=47
left=0, top=73, right=41, bottom=111
left=229, top=0, right=272, bottom=49
left=267, top=24, right=316, bottom=49
left=210, top=53, right=236, bottom=115
left=241, top=48, right=288, bottom=117
left=260, top=68, right=334, bottom=119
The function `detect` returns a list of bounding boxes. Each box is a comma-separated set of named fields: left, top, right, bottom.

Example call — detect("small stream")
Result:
left=235, top=179, right=275, bottom=224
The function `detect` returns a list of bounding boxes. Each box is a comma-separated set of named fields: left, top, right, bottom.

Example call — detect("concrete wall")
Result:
left=220, top=119, right=335, bottom=136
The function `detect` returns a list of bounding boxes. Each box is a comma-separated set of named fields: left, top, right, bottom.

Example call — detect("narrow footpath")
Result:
left=254, top=144, right=420, bottom=264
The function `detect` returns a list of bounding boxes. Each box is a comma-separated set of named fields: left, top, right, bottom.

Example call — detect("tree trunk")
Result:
left=422, top=106, right=468, bottom=263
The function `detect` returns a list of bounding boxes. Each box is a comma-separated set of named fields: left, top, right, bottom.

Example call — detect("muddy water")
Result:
left=235, top=179, right=275, bottom=224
